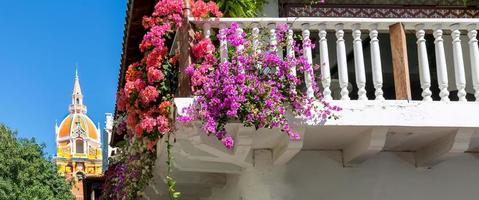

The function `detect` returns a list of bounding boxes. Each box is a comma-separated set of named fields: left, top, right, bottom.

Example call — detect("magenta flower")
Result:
left=179, top=23, right=340, bottom=149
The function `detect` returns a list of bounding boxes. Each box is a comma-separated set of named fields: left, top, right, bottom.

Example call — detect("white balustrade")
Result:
left=302, top=23, right=315, bottom=99
left=415, top=24, right=433, bottom=101
left=450, top=24, right=467, bottom=101
left=369, top=23, right=384, bottom=100
left=189, top=17, right=479, bottom=102
left=335, top=23, right=350, bottom=100
left=352, top=23, right=367, bottom=100
left=318, top=23, right=332, bottom=100
left=468, top=24, right=479, bottom=101
left=433, top=24, right=450, bottom=101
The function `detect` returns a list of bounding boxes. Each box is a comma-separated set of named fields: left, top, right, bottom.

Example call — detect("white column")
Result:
left=368, top=23, right=384, bottom=100
left=268, top=23, right=277, bottom=53
left=415, top=24, right=433, bottom=101
left=286, top=25, right=297, bottom=93
left=236, top=23, right=244, bottom=53
left=252, top=23, right=262, bottom=71
left=450, top=23, right=467, bottom=101
left=352, top=24, right=368, bottom=100
left=318, top=23, right=332, bottom=100
left=468, top=24, right=479, bottom=101
left=336, top=23, right=350, bottom=100
left=433, top=24, right=450, bottom=101
left=252, top=23, right=261, bottom=56
left=302, top=23, right=315, bottom=99
left=219, top=23, right=228, bottom=63
left=236, top=24, right=245, bottom=74
left=203, top=22, right=211, bottom=39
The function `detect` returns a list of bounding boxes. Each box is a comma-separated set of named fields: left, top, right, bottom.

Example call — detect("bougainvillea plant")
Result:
left=178, top=22, right=341, bottom=149
left=102, top=0, right=338, bottom=198
left=101, top=0, right=222, bottom=199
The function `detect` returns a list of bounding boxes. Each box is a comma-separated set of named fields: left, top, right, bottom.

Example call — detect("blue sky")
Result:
left=0, top=0, right=126, bottom=157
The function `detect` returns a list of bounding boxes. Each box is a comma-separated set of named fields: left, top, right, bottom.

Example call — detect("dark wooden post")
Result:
left=175, top=1, right=194, bottom=97
left=389, top=23, right=412, bottom=100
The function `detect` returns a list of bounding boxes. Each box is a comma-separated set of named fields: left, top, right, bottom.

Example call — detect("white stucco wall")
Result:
left=260, top=0, right=279, bottom=17
left=209, top=151, right=479, bottom=200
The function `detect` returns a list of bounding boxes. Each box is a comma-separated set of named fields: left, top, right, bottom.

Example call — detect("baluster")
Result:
left=352, top=24, right=368, bottom=100
left=203, top=22, right=211, bottom=39
left=450, top=24, right=467, bottom=101
left=302, top=23, right=315, bottom=99
left=219, top=23, right=228, bottom=63
left=433, top=24, right=450, bottom=101
left=336, top=23, right=350, bottom=100
left=252, top=23, right=262, bottom=70
left=286, top=24, right=297, bottom=94
left=318, top=23, right=332, bottom=100
left=252, top=23, right=261, bottom=55
left=236, top=23, right=245, bottom=74
left=268, top=23, right=281, bottom=74
left=468, top=24, right=479, bottom=101
left=268, top=23, right=277, bottom=53
left=236, top=23, right=244, bottom=53
left=369, top=23, right=384, bottom=100
left=415, top=24, right=433, bottom=101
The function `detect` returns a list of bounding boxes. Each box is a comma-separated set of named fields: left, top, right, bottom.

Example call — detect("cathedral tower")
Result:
left=55, top=70, right=102, bottom=177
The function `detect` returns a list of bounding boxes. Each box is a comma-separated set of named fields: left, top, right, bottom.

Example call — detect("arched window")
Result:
left=75, top=140, right=84, bottom=153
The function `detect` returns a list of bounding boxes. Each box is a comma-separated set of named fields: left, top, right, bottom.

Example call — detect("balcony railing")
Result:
left=149, top=18, right=479, bottom=194
left=179, top=17, right=479, bottom=102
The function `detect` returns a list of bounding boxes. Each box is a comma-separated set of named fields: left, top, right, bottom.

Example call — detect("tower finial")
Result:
left=70, top=66, right=87, bottom=114
left=75, top=63, right=79, bottom=79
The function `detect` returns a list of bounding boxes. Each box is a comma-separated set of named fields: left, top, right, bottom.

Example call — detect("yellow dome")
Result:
left=58, top=113, right=99, bottom=140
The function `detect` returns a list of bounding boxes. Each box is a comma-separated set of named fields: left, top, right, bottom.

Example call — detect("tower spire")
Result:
left=69, top=67, right=87, bottom=114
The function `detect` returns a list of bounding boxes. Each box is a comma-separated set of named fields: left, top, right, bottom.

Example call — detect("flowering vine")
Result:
left=178, top=22, right=341, bottom=149
left=101, top=0, right=183, bottom=199
left=102, top=0, right=338, bottom=198
left=101, top=0, right=223, bottom=199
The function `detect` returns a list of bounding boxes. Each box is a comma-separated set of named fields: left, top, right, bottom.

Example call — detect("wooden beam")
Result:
left=389, top=23, right=412, bottom=100
left=342, top=127, right=388, bottom=167
left=415, top=128, right=474, bottom=168
left=175, top=17, right=194, bottom=97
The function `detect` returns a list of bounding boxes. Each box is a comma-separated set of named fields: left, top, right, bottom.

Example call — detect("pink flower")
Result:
left=146, top=48, right=167, bottom=69
left=140, top=116, right=157, bottom=133
left=221, top=136, right=234, bottom=149
left=139, top=86, right=159, bottom=104
left=157, top=115, right=170, bottom=134
left=147, top=67, right=165, bottom=83
left=124, top=80, right=136, bottom=96
left=154, top=0, right=183, bottom=17
left=190, top=0, right=222, bottom=18
left=134, top=79, right=146, bottom=90
left=116, top=90, right=127, bottom=111
left=192, top=38, right=215, bottom=59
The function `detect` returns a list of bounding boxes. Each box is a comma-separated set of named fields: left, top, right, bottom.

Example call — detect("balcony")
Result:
left=145, top=17, right=479, bottom=199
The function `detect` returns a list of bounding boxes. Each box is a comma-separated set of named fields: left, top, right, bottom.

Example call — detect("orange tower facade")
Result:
left=55, top=70, right=102, bottom=178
